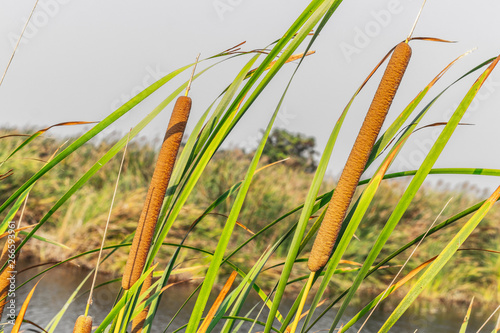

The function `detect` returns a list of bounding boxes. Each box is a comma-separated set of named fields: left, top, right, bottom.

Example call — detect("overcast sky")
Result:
left=1, top=0, right=500, bottom=192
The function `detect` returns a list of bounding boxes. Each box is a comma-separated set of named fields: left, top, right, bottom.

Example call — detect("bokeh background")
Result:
left=1, top=0, right=500, bottom=190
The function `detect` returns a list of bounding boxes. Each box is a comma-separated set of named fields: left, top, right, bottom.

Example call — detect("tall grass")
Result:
left=2, top=0, right=500, bottom=332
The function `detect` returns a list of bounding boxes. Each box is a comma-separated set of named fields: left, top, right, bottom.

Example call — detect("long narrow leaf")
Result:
left=185, top=63, right=283, bottom=333
left=14, top=65, right=214, bottom=259
left=12, top=280, right=41, bottom=333
left=459, top=297, right=475, bottom=333
left=379, top=186, right=500, bottom=332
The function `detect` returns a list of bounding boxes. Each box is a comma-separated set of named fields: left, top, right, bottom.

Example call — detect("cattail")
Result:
left=308, top=42, right=412, bottom=272
left=0, top=236, right=21, bottom=317
left=73, top=315, right=93, bottom=333
left=131, top=271, right=153, bottom=333
left=122, top=96, right=192, bottom=289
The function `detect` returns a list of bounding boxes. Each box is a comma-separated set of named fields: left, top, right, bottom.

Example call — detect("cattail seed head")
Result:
left=308, top=42, right=412, bottom=272
left=131, top=271, right=154, bottom=333
left=73, top=315, right=93, bottom=333
left=122, top=96, right=192, bottom=290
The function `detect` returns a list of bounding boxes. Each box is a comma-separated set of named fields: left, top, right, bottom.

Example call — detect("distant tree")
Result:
left=261, top=128, right=317, bottom=172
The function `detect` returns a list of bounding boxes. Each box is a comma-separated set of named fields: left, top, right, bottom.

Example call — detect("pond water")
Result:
left=5, top=263, right=496, bottom=332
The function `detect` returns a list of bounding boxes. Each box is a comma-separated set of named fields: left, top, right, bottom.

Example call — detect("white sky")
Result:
left=1, top=0, right=500, bottom=192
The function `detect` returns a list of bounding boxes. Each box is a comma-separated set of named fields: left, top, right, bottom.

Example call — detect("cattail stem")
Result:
left=308, top=42, right=412, bottom=273
left=122, top=96, right=192, bottom=290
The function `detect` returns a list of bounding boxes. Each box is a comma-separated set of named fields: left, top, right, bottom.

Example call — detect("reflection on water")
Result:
left=7, top=263, right=496, bottom=332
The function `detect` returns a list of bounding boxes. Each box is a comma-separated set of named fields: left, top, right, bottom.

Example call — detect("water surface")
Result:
left=7, top=263, right=496, bottom=332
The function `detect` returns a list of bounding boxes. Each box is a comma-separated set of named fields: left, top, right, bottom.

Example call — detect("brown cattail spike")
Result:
left=73, top=315, right=93, bottom=333
left=122, top=96, right=192, bottom=289
left=131, top=271, right=153, bottom=333
left=308, top=42, right=412, bottom=272
left=0, top=237, right=21, bottom=317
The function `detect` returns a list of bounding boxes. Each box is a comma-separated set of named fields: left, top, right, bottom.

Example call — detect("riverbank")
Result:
left=16, top=257, right=499, bottom=333
left=4, top=128, right=500, bottom=307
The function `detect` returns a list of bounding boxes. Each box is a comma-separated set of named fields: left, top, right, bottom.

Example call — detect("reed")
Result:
left=3, top=1, right=498, bottom=331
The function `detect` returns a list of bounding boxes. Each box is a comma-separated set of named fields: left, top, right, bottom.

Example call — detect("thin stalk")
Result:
left=86, top=132, right=130, bottom=314
left=16, top=193, right=29, bottom=231
left=475, top=305, right=500, bottom=333
left=355, top=198, right=453, bottom=333
left=0, top=0, right=40, bottom=87
left=185, top=53, right=201, bottom=96
left=406, top=0, right=427, bottom=42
